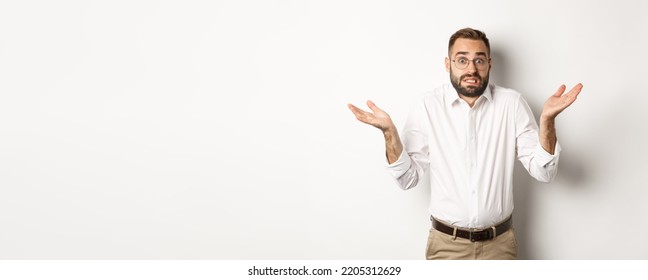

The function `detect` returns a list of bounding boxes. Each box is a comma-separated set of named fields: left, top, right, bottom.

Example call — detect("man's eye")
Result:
left=475, top=59, right=485, bottom=64
left=458, top=58, right=467, bottom=64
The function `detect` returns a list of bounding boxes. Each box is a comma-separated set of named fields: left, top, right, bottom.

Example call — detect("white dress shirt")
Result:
left=387, top=83, right=560, bottom=229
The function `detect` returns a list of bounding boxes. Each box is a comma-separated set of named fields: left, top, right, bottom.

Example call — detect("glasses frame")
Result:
left=451, top=56, right=491, bottom=71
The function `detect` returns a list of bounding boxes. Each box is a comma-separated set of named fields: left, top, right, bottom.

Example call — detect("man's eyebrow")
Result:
left=454, top=51, right=488, bottom=57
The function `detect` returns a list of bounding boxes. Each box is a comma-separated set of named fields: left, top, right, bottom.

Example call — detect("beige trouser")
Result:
left=425, top=227, right=518, bottom=260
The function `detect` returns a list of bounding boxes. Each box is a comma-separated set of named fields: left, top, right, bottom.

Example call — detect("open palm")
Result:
left=542, top=83, right=583, bottom=119
left=347, top=100, right=395, bottom=132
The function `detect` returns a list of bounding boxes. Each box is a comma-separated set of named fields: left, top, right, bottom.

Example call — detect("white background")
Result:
left=1, top=0, right=646, bottom=259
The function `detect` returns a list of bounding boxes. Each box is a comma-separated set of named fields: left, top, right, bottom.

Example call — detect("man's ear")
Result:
left=445, top=57, right=450, bottom=73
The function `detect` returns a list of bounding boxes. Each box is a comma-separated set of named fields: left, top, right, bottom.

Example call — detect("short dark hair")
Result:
left=448, top=28, right=490, bottom=56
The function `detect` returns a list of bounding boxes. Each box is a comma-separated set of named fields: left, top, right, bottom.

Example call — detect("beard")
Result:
left=450, top=70, right=489, bottom=98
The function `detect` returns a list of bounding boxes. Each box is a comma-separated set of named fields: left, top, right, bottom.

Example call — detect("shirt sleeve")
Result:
left=386, top=149, right=412, bottom=178
left=515, top=95, right=560, bottom=183
left=385, top=96, right=430, bottom=190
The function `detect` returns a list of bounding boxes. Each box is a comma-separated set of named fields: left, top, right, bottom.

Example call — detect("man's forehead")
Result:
left=450, top=39, right=489, bottom=56
left=454, top=51, right=488, bottom=57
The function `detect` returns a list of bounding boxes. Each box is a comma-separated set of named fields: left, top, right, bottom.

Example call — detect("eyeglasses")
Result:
left=451, top=56, right=490, bottom=70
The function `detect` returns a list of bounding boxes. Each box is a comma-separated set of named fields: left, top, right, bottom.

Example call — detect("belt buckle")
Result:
left=469, top=229, right=492, bottom=242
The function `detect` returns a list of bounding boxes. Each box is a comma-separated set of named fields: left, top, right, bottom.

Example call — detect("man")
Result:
left=347, top=28, right=582, bottom=259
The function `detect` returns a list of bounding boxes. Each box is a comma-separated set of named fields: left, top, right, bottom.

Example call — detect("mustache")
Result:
left=461, top=73, right=482, bottom=81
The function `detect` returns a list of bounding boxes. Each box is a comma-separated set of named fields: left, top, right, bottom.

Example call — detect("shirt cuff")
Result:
left=386, top=149, right=412, bottom=178
left=534, top=142, right=561, bottom=167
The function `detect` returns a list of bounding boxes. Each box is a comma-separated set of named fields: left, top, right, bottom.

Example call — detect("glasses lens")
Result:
left=474, top=58, right=486, bottom=70
left=454, top=58, right=467, bottom=70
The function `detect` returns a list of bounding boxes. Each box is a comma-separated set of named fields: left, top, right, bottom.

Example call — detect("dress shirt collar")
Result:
left=445, top=83, right=493, bottom=107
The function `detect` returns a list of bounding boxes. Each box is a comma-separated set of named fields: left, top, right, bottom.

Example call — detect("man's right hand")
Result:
left=347, top=100, right=396, bottom=132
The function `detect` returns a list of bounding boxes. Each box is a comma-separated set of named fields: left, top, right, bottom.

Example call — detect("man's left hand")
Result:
left=541, top=83, right=583, bottom=120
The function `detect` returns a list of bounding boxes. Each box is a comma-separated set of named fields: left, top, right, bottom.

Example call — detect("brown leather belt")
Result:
left=431, top=216, right=512, bottom=242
